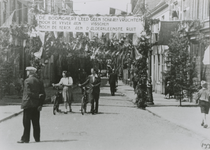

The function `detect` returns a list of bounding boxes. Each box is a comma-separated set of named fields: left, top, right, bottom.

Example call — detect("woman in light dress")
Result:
left=52, top=71, right=74, bottom=114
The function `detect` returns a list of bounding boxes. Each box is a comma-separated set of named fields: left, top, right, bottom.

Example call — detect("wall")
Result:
left=150, top=6, right=170, bottom=94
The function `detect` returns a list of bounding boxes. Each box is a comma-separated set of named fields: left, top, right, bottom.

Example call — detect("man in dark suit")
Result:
left=109, top=69, right=118, bottom=96
left=17, top=67, right=46, bottom=143
left=79, top=68, right=101, bottom=114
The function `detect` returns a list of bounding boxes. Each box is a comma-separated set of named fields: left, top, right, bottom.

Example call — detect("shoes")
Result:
left=17, top=140, right=29, bottom=143
left=91, top=110, right=95, bottom=115
left=201, top=121, right=204, bottom=126
left=69, top=109, right=72, bottom=112
left=64, top=112, right=68, bottom=114
left=204, top=124, right=208, bottom=128
left=35, top=140, right=40, bottom=142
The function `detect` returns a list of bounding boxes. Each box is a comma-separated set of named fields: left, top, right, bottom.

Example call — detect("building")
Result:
left=132, top=0, right=210, bottom=94
left=0, top=0, right=74, bottom=87
left=0, top=0, right=29, bottom=26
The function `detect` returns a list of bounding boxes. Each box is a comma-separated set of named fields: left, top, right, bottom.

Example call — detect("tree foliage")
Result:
left=164, top=28, right=197, bottom=105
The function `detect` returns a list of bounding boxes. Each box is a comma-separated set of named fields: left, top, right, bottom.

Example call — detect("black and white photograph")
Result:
left=0, top=0, right=210, bottom=150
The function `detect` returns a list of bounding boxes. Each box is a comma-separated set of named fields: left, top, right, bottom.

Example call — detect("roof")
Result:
left=147, top=0, right=163, bottom=11
left=146, top=0, right=169, bottom=17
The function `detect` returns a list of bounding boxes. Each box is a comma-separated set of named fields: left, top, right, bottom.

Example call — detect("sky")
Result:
left=72, top=0, right=131, bottom=14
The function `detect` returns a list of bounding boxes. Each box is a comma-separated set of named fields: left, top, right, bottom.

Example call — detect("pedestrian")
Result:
left=132, top=73, right=138, bottom=94
left=165, top=81, right=172, bottom=99
left=196, top=80, right=210, bottom=128
left=18, top=67, right=46, bottom=143
left=109, top=69, right=118, bottom=96
left=147, top=77, right=154, bottom=104
left=52, top=71, right=74, bottom=114
left=79, top=68, right=101, bottom=114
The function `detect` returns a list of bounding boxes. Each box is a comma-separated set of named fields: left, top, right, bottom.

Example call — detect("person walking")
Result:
left=132, top=73, right=138, bottom=94
left=196, top=80, right=210, bottom=128
left=109, top=69, right=118, bottom=96
left=18, top=67, right=46, bottom=143
left=79, top=68, right=101, bottom=114
left=52, top=71, right=74, bottom=114
left=147, top=77, right=154, bottom=105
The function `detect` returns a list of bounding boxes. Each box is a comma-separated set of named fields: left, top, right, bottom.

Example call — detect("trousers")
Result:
left=89, top=92, right=100, bottom=113
left=21, top=107, right=40, bottom=142
left=110, top=83, right=116, bottom=95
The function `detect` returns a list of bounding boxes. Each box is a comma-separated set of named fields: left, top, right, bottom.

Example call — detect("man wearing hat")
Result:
left=18, top=66, right=46, bottom=143
left=109, top=69, right=118, bottom=96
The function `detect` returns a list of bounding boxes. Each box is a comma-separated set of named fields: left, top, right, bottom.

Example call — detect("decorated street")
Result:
left=0, top=82, right=207, bottom=150
left=0, top=0, right=210, bottom=150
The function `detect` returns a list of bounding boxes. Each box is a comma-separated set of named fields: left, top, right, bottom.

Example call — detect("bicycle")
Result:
left=80, top=86, right=89, bottom=115
left=51, top=86, right=63, bottom=115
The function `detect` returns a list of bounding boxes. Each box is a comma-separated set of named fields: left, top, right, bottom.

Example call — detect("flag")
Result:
left=30, top=28, right=38, bottom=38
left=94, top=47, right=100, bottom=54
left=54, top=31, right=58, bottom=39
left=158, top=21, right=180, bottom=45
left=85, top=44, right=89, bottom=51
left=203, top=46, right=210, bottom=65
left=38, top=32, right=45, bottom=45
left=134, top=47, right=142, bottom=60
left=34, top=47, right=43, bottom=59
left=0, top=11, right=15, bottom=28
left=132, top=33, right=139, bottom=45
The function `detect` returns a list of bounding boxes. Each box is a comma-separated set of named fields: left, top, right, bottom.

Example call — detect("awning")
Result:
left=158, top=21, right=180, bottom=45
left=203, top=46, right=210, bottom=65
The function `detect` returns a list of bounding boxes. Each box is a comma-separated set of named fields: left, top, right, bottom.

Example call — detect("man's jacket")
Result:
left=81, top=75, right=101, bottom=94
left=109, top=73, right=118, bottom=86
left=21, top=75, right=46, bottom=109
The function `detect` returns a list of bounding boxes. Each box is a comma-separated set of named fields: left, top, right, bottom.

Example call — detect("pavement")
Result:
left=0, top=81, right=209, bottom=140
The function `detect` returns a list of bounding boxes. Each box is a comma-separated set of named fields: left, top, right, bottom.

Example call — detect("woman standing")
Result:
left=197, top=81, right=210, bottom=128
left=52, top=71, right=74, bottom=114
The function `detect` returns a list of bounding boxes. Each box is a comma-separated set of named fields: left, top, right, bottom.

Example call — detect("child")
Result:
left=197, top=81, right=210, bottom=128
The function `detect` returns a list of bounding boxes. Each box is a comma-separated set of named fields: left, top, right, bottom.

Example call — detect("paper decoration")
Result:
left=203, top=46, right=210, bottom=65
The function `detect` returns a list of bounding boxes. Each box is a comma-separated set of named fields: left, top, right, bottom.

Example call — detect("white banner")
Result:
left=36, top=15, right=143, bottom=33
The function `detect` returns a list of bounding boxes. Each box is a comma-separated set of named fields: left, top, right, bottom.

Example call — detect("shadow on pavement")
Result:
left=38, top=139, right=78, bottom=143
left=100, top=93, right=123, bottom=97
left=95, top=112, right=119, bottom=115
left=147, top=104, right=199, bottom=107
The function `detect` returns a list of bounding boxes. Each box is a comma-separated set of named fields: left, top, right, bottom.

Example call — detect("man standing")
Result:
left=18, top=67, right=46, bottom=143
left=79, top=68, right=101, bottom=114
left=109, top=69, right=118, bottom=96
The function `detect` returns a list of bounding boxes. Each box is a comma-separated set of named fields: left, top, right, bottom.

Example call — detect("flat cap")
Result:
left=26, top=66, right=37, bottom=71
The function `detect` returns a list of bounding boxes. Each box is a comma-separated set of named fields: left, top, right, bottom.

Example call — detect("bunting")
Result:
left=134, top=47, right=142, bottom=60
left=34, top=47, right=43, bottom=59
left=203, top=46, right=210, bottom=65
left=0, top=11, right=15, bottom=28
left=38, top=32, right=45, bottom=45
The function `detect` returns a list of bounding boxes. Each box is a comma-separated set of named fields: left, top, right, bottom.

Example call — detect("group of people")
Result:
left=17, top=64, right=210, bottom=144
left=17, top=67, right=103, bottom=143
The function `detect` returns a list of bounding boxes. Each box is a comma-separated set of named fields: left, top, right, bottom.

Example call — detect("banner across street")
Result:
left=36, top=15, right=144, bottom=33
